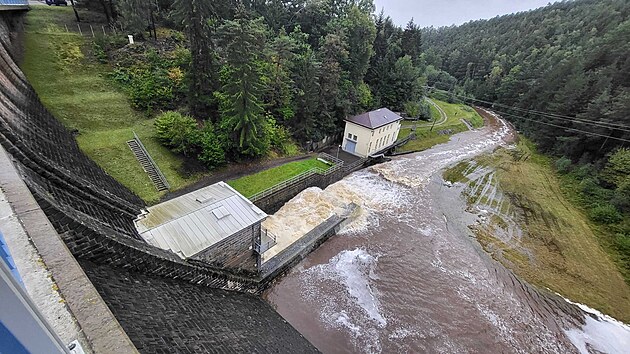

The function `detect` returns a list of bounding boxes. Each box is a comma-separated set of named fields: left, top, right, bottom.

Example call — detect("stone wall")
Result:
left=254, top=164, right=357, bottom=214
left=81, top=260, right=320, bottom=354
left=0, top=11, right=25, bottom=62
left=0, top=14, right=275, bottom=293
left=195, top=223, right=260, bottom=274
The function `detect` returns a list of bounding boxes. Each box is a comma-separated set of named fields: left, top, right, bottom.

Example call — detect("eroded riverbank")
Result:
left=263, top=111, right=630, bottom=353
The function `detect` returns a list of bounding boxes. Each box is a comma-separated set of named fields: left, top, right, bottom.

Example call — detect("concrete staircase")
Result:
left=127, top=133, right=169, bottom=192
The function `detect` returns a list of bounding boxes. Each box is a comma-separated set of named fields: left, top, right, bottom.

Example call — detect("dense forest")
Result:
left=419, top=0, right=630, bottom=274
left=421, top=0, right=630, bottom=163
left=82, top=0, right=438, bottom=163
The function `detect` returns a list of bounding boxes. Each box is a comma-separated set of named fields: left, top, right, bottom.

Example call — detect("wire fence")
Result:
left=61, top=22, right=120, bottom=37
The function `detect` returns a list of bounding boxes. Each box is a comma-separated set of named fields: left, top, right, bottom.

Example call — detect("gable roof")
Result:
left=345, top=108, right=403, bottom=129
left=134, top=182, right=267, bottom=258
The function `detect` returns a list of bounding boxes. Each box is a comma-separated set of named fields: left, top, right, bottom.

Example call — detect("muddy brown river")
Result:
left=263, top=112, right=630, bottom=353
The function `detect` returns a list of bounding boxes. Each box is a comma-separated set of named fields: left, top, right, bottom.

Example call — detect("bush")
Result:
left=155, top=111, right=198, bottom=156
left=614, top=233, right=630, bottom=263
left=589, top=204, right=623, bottom=224
left=573, top=163, right=596, bottom=179
left=195, top=123, right=226, bottom=169
left=92, top=36, right=108, bottom=63
left=267, top=117, right=297, bottom=155
left=403, top=101, right=421, bottom=119
left=554, top=156, right=572, bottom=174
left=109, top=48, right=189, bottom=113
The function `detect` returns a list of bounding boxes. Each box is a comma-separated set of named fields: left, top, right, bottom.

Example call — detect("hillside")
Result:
left=422, top=0, right=630, bottom=162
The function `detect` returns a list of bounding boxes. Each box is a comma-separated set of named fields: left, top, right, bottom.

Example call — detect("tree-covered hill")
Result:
left=421, top=0, right=630, bottom=162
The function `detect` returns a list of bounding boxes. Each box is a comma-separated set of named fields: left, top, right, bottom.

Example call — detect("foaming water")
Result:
left=263, top=112, right=630, bottom=353
left=563, top=299, right=630, bottom=354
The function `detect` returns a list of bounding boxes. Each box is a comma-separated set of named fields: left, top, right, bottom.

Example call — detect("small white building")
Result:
left=134, top=181, right=268, bottom=271
left=341, top=108, right=403, bottom=157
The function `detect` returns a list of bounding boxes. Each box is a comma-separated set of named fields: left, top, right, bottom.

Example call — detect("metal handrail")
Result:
left=132, top=131, right=170, bottom=190
left=249, top=153, right=344, bottom=202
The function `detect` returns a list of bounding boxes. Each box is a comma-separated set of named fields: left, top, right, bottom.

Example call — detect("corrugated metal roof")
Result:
left=135, top=182, right=267, bottom=259
left=345, top=108, right=403, bottom=129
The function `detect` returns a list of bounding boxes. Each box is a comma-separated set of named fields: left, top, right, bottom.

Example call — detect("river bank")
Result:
left=262, top=111, right=630, bottom=353
left=443, top=139, right=630, bottom=323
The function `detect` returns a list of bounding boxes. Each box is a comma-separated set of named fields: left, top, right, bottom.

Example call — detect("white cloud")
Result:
left=373, top=0, right=560, bottom=27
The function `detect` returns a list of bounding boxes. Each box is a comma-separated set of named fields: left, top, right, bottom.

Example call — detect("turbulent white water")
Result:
left=264, top=112, right=630, bottom=354
left=563, top=299, right=630, bottom=354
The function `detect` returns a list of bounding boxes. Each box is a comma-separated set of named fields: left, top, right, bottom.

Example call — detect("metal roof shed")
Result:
left=134, top=182, right=267, bottom=259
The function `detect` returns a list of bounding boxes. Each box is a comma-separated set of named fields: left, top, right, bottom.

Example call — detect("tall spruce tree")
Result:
left=172, top=0, right=218, bottom=121
left=217, top=17, right=269, bottom=156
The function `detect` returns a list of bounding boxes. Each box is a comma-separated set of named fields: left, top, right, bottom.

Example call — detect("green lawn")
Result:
left=227, top=158, right=331, bottom=198
left=21, top=7, right=207, bottom=204
left=437, top=100, right=484, bottom=128
left=397, top=98, right=484, bottom=153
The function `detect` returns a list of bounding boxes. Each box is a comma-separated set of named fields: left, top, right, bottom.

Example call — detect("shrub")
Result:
left=196, top=123, right=226, bottom=169
left=611, top=176, right=630, bottom=212
left=155, top=111, right=198, bottom=156
left=403, top=101, right=421, bottom=119
left=267, top=117, right=297, bottom=155
left=601, top=148, right=630, bottom=187
left=109, top=48, right=188, bottom=113
left=589, top=204, right=623, bottom=224
left=92, top=36, right=108, bottom=63
left=573, top=163, right=596, bottom=179
left=554, top=157, right=572, bottom=174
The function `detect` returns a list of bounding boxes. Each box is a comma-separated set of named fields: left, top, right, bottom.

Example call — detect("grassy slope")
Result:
left=227, top=158, right=330, bottom=198
left=398, top=99, right=484, bottom=152
left=21, top=7, right=207, bottom=203
left=446, top=140, right=630, bottom=322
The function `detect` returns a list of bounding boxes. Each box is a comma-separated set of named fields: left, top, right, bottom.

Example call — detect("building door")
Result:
left=345, top=139, right=356, bottom=154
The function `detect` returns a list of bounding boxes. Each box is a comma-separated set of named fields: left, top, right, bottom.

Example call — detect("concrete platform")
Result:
left=320, top=146, right=363, bottom=164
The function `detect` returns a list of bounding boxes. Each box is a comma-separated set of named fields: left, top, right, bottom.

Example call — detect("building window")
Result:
left=368, top=142, right=372, bottom=152
left=348, top=133, right=352, bottom=139
left=353, top=134, right=358, bottom=140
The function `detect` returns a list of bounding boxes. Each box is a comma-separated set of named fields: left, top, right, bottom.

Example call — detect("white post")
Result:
left=127, top=35, right=134, bottom=44
left=77, top=23, right=82, bottom=36
left=90, top=25, right=95, bottom=38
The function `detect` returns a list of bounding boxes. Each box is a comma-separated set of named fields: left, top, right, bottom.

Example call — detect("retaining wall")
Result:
left=254, top=161, right=365, bottom=214
left=195, top=223, right=260, bottom=274
left=260, top=215, right=344, bottom=287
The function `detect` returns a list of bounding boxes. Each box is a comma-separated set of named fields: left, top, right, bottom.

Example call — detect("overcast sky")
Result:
left=373, top=0, right=559, bottom=27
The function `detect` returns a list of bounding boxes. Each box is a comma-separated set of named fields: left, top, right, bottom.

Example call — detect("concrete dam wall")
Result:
left=0, top=11, right=317, bottom=353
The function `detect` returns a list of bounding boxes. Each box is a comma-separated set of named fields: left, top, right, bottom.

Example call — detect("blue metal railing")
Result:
left=0, top=0, right=29, bottom=5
